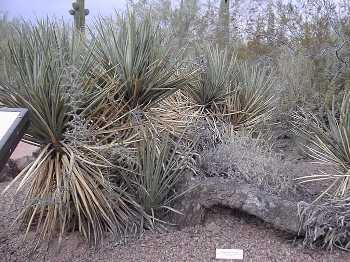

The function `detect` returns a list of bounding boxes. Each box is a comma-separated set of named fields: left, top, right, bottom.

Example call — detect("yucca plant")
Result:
left=0, top=20, right=146, bottom=245
left=186, top=44, right=274, bottom=140
left=225, top=62, right=275, bottom=130
left=144, top=91, right=200, bottom=140
left=87, top=12, right=197, bottom=142
left=187, top=45, right=236, bottom=108
left=90, top=12, right=195, bottom=110
left=182, top=45, right=236, bottom=146
left=81, top=73, right=140, bottom=145
left=293, top=91, right=350, bottom=200
left=116, top=129, right=195, bottom=221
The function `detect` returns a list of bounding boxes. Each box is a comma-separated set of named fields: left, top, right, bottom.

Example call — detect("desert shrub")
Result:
left=0, top=12, right=201, bottom=246
left=276, top=49, right=319, bottom=112
left=189, top=44, right=275, bottom=127
left=144, top=91, right=199, bottom=140
left=236, top=40, right=273, bottom=61
left=326, top=53, right=350, bottom=112
left=293, top=91, right=350, bottom=200
left=275, top=47, right=344, bottom=120
left=183, top=45, right=236, bottom=148
left=299, top=198, right=350, bottom=250
left=198, top=133, right=298, bottom=199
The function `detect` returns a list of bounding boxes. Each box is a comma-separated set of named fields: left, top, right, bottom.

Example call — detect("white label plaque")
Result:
left=0, top=111, right=20, bottom=140
left=216, top=249, right=243, bottom=260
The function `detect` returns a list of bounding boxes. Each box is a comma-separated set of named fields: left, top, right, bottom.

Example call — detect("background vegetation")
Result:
left=1, top=0, right=350, bottom=251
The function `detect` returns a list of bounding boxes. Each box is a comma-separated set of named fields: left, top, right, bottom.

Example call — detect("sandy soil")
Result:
left=0, top=181, right=349, bottom=262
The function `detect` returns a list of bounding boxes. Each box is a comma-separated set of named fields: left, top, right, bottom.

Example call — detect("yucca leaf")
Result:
left=293, top=91, right=350, bottom=200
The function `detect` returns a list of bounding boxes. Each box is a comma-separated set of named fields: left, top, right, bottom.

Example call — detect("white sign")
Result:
left=0, top=111, right=20, bottom=140
left=216, top=249, right=243, bottom=260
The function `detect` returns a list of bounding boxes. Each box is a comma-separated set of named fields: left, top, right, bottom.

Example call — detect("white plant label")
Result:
left=216, top=249, right=243, bottom=260
left=0, top=111, right=20, bottom=140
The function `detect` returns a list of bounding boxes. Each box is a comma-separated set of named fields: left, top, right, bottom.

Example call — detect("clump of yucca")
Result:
left=89, top=12, right=196, bottom=140
left=185, top=44, right=275, bottom=146
left=112, top=129, right=195, bottom=222
left=0, top=20, right=149, bottom=246
left=227, top=62, right=275, bottom=130
left=293, top=91, right=350, bottom=201
left=293, top=91, right=350, bottom=250
left=0, top=13, right=198, bottom=247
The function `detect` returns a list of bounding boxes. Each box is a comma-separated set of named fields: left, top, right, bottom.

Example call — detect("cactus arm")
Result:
left=69, top=0, right=89, bottom=33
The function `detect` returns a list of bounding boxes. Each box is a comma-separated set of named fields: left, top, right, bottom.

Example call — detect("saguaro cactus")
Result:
left=69, top=0, right=89, bottom=32
left=217, top=0, right=230, bottom=48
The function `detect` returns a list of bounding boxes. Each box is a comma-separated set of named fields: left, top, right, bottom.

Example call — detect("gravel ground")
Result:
left=1, top=181, right=349, bottom=262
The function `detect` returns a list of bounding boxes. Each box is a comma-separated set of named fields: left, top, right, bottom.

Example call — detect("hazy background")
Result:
left=0, top=0, right=127, bottom=21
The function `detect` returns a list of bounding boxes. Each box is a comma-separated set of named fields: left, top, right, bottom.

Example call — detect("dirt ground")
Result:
left=0, top=181, right=349, bottom=262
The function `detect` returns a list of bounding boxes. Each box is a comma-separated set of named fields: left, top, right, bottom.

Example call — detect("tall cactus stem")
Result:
left=69, top=0, right=89, bottom=34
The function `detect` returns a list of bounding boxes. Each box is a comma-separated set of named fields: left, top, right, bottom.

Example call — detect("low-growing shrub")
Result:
left=299, top=198, right=350, bottom=250
left=198, top=133, right=298, bottom=199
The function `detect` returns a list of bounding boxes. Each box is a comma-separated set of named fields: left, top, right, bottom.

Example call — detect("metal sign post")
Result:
left=0, top=108, right=29, bottom=172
